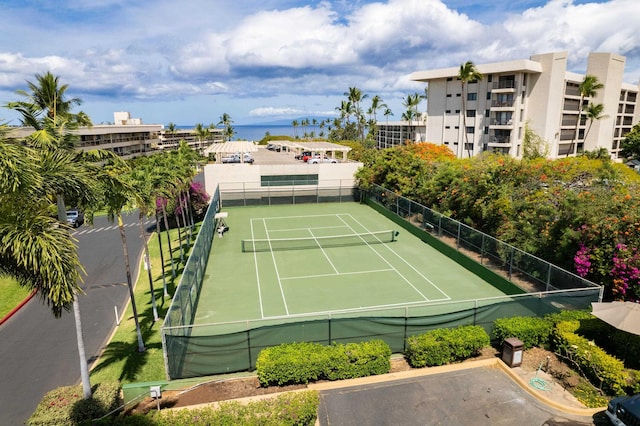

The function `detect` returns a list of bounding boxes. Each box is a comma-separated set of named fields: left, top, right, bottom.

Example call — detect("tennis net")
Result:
left=241, top=230, right=398, bottom=252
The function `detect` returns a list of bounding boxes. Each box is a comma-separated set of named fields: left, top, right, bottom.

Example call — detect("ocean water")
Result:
left=177, top=124, right=295, bottom=142
left=232, top=125, right=295, bottom=141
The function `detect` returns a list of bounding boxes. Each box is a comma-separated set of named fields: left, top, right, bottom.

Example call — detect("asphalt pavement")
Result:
left=0, top=213, right=150, bottom=425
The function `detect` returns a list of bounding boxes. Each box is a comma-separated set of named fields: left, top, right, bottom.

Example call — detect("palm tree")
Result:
left=218, top=113, right=234, bottom=142
left=567, top=75, right=604, bottom=157
left=383, top=108, right=393, bottom=147
left=345, top=87, right=368, bottom=142
left=458, top=61, right=483, bottom=158
left=583, top=103, right=608, bottom=142
left=194, top=122, right=208, bottom=153
left=402, top=93, right=422, bottom=143
left=100, top=160, right=146, bottom=352
left=292, top=120, right=299, bottom=139
left=5, top=73, right=116, bottom=399
left=7, top=71, right=91, bottom=126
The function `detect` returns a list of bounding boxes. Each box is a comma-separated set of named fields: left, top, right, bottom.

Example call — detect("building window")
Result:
left=485, top=109, right=490, bottom=117
left=487, top=74, right=493, bottom=82
left=467, top=93, right=477, bottom=101
left=446, top=94, right=452, bottom=98
left=456, top=93, right=461, bottom=97
left=447, top=77, right=453, bottom=81
left=445, top=126, right=450, bottom=129
left=454, top=126, right=459, bottom=129
left=466, top=127, right=475, bottom=134
left=446, top=109, right=451, bottom=113
left=466, top=110, right=476, bottom=118
left=484, top=126, right=489, bottom=135
left=487, top=92, right=491, bottom=100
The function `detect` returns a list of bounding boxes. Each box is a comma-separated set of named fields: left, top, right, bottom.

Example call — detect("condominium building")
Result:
left=407, top=51, right=640, bottom=159
left=8, top=112, right=224, bottom=159
left=375, top=117, right=427, bottom=149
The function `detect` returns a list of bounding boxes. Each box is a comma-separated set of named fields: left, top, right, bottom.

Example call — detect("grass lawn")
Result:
left=90, top=223, right=201, bottom=385
left=0, top=277, right=32, bottom=319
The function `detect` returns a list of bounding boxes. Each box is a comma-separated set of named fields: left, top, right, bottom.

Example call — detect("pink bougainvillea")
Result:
left=574, top=244, right=592, bottom=278
left=610, top=244, right=640, bottom=300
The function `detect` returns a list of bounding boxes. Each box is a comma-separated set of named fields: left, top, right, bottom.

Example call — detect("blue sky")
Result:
left=0, top=0, right=636, bottom=126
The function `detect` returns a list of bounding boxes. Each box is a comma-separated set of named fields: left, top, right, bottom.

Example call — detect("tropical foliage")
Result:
left=356, top=144, right=640, bottom=300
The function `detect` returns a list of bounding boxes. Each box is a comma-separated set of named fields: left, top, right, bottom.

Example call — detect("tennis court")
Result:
left=194, top=202, right=508, bottom=326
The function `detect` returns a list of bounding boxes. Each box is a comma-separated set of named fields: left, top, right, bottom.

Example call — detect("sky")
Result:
left=0, top=0, right=638, bottom=126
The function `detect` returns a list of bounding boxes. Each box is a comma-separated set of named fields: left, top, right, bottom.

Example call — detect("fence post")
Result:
left=328, top=314, right=332, bottom=345
left=456, top=222, right=461, bottom=250
left=480, top=234, right=485, bottom=265
left=508, top=247, right=515, bottom=280
left=403, top=307, right=409, bottom=352
left=438, top=215, right=442, bottom=237
left=546, top=263, right=552, bottom=292
left=247, top=321, right=253, bottom=370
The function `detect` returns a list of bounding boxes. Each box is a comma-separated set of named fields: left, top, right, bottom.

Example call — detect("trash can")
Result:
left=502, top=337, right=524, bottom=367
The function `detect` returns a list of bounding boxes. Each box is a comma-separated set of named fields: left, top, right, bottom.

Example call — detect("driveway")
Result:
left=313, top=361, right=607, bottom=426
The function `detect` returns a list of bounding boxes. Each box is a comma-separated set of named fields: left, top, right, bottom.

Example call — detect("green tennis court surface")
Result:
left=195, top=202, right=508, bottom=326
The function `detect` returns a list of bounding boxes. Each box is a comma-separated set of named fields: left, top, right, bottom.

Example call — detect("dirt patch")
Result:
left=129, top=348, right=587, bottom=415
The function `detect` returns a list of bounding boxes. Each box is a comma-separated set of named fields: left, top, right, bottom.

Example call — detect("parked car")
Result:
left=295, top=151, right=312, bottom=160
left=309, top=157, right=338, bottom=164
left=607, top=394, right=640, bottom=426
left=302, top=152, right=315, bottom=162
left=222, top=153, right=254, bottom=164
left=66, top=210, right=85, bottom=228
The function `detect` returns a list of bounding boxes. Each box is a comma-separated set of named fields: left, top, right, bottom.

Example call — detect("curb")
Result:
left=0, top=289, right=37, bottom=327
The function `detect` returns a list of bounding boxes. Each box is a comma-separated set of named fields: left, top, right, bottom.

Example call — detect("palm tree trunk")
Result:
left=175, top=206, right=185, bottom=264
left=73, top=299, right=92, bottom=399
left=56, top=194, right=92, bottom=399
left=118, top=213, right=145, bottom=352
left=155, top=209, right=169, bottom=298
left=568, top=96, right=584, bottom=157
left=160, top=202, right=176, bottom=278
left=461, top=84, right=471, bottom=158
left=139, top=212, right=158, bottom=321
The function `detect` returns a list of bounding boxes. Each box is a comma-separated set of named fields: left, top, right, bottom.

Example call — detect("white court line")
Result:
left=263, top=218, right=290, bottom=316
left=336, top=214, right=432, bottom=302
left=281, top=268, right=395, bottom=280
left=342, top=214, right=451, bottom=301
left=259, top=213, right=346, bottom=220
left=308, top=228, right=339, bottom=274
left=269, top=225, right=348, bottom=233
left=262, top=297, right=452, bottom=320
left=250, top=219, right=265, bottom=319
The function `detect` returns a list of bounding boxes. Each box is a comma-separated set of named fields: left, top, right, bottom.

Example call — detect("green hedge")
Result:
left=492, top=316, right=553, bottom=349
left=142, top=390, right=319, bottom=426
left=552, top=320, right=628, bottom=396
left=405, top=325, right=490, bottom=368
left=28, top=382, right=121, bottom=426
left=256, top=340, right=391, bottom=386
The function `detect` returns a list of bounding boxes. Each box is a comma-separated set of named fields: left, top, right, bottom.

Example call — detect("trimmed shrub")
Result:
left=405, top=325, right=490, bottom=368
left=148, top=390, right=319, bottom=426
left=552, top=320, right=628, bottom=396
left=545, top=309, right=593, bottom=325
left=256, top=340, right=392, bottom=387
left=325, top=340, right=391, bottom=381
left=28, top=382, right=121, bottom=426
left=492, top=316, right=553, bottom=349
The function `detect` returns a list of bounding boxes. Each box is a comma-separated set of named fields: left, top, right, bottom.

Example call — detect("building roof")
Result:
left=265, top=140, right=351, bottom=153
left=203, top=141, right=258, bottom=155
left=410, top=59, right=543, bottom=82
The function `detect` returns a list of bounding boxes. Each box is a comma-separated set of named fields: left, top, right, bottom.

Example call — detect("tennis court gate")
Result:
left=160, top=184, right=601, bottom=380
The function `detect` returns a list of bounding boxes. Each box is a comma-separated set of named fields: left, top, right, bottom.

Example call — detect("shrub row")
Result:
left=552, top=320, right=628, bottom=396
left=405, top=325, right=490, bottom=368
left=256, top=340, right=391, bottom=386
left=491, top=310, right=594, bottom=350
left=28, top=381, right=121, bottom=426
left=140, top=390, right=319, bottom=426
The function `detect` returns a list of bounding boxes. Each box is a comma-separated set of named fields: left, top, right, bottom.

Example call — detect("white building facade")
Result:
left=409, top=52, right=640, bottom=159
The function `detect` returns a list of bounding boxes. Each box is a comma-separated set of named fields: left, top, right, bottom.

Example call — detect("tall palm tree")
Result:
left=345, top=87, right=368, bottom=142
left=402, top=93, right=422, bottom=144
left=218, top=113, right=234, bottom=142
left=5, top=73, right=116, bottom=399
left=583, top=103, right=608, bottom=142
left=383, top=108, right=393, bottom=147
left=458, top=61, right=483, bottom=158
left=194, top=122, right=208, bottom=153
left=100, top=160, right=146, bottom=352
left=292, top=120, right=299, bottom=139
left=567, top=75, right=604, bottom=157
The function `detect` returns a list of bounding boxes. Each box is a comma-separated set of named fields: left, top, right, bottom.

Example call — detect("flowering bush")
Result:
left=610, top=244, right=640, bottom=300
left=574, top=244, right=592, bottom=278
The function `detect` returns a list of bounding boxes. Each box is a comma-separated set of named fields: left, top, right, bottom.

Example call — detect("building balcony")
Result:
left=491, top=100, right=514, bottom=108
left=490, top=119, right=513, bottom=127
left=493, top=81, right=516, bottom=89
left=488, top=136, right=512, bottom=144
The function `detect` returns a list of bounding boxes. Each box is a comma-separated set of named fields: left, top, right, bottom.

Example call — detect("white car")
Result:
left=309, top=157, right=338, bottom=164
left=66, top=210, right=84, bottom=228
left=222, top=153, right=254, bottom=164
